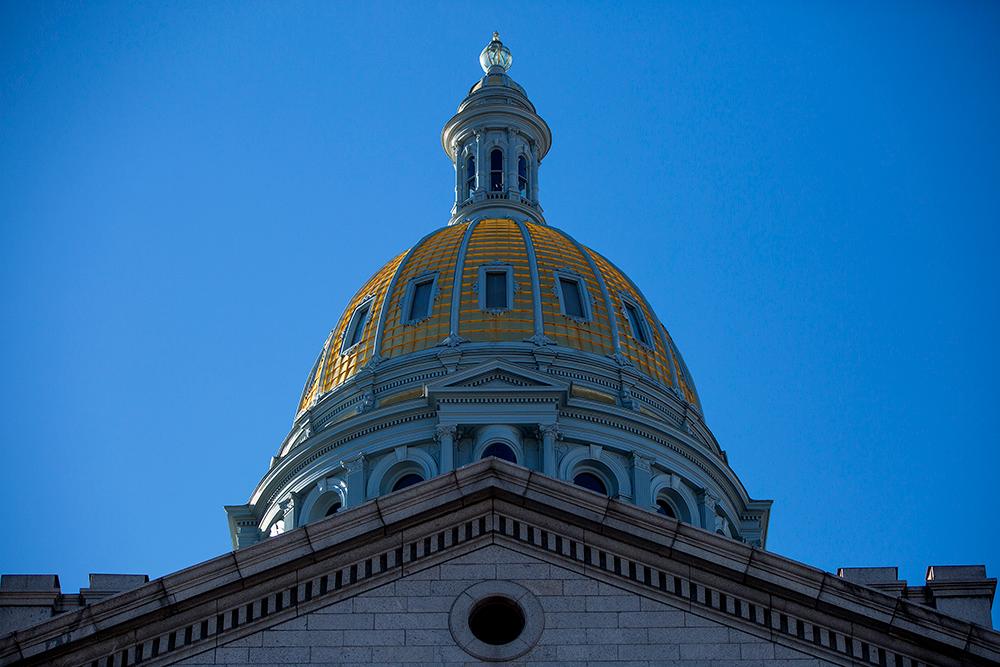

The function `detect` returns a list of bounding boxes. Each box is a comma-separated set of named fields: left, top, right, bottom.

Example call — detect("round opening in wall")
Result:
left=468, top=596, right=525, bottom=645
left=450, top=581, right=544, bottom=661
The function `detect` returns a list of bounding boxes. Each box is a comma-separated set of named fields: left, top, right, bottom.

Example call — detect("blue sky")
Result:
left=2, top=2, right=998, bottom=624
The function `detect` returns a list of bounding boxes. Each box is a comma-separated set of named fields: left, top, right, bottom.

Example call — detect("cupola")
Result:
left=442, top=33, right=552, bottom=226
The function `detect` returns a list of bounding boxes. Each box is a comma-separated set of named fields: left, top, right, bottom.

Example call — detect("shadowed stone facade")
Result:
left=172, top=544, right=838, bottom=666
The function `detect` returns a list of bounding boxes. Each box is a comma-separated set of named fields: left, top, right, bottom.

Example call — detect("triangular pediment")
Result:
left=4, top=461, right=998, bottom=667
left=425, top=359, right=569, bottom=392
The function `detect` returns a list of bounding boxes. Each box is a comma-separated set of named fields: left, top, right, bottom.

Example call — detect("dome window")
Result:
left=465, top=155, right=477, bottom=199
left=392, top=473, right=424, bottom=492
left=485, top=271, right=507, bottom=309
left=490, top=149, right=504, bottom=191
left=403, top=273, right=438, bottom=324
left=554, top=270, right=591, bottom=322
left=559, top=278, right=585, bottom=319
left=481, top=442, right=517, bottom=463
left=517, top=155, right=529, bottom=198
left=478, top=263, right=514, bottom=312
left=573, top=472, right=608, bottom=495
left=325, top=502, right=342, bottom=517
left=656, top=498, right=677, bottom=519
left=341, top=298, right=373, bottom=353
left=621, top=296, right=652, bottom=347
left=652, top=486, right=694, bottom=523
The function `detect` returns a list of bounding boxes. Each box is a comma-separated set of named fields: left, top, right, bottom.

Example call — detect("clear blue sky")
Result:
left=2, top=2, right=998, bottom=623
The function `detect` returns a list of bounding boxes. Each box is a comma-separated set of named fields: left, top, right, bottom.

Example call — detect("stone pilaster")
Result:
left=436, top=424, right=458, bottom=473
left=344, top=454, right=366, bottom=506
left=537, top=423, right=560, bottom=476
left=631, top=453, right=652, bottom=508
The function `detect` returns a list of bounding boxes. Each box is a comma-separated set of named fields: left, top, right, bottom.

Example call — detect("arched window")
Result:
left=517, top=155, right=528, bottom=197
left=651, top=485, right=694, bottom=524
left=481, top=442, right=517, bottom=463
left=656, top=498, right=677, bottom=519
left=465, top=155, right=476, bottom=198
left=573, top=472, right=607, bottom=495
left=490, top=149, right=504, bottom=191
left=325, top=502, right=342, bottom=517
left=392, top=473, right=424, bottom=492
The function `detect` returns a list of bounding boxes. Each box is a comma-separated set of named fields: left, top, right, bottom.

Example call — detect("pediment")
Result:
left=4, top=461, right=998, bottom=667
left=425, top=359, right=569, bottom=393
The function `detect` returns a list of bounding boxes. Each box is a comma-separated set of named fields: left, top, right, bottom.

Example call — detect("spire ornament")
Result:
left=480, top=31, right=513, bottom=73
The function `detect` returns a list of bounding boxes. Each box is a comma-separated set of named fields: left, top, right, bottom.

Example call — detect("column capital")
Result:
left=343, top=454, right=366, bottom=474
left=435, top=424, right=459, bottom=441
left=698, top=489, right=719, bottom=508
left=631, top=452, right=652, bottom=472
left=537, top=423, right=561, bottom=440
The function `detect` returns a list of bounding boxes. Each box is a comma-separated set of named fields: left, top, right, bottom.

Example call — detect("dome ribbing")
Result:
left=297, top=219, right=699, bottom=416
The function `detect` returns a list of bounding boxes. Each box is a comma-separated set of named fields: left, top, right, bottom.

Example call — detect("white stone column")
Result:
left=631, top=453, right=652, bottom=508
left=278, top=492, right=300, bottom=531
left=538, top=423, right=560, bottom=476
left=697, top=490, right=719, bottom=532
left=344, top=454, right=366, bottom=506
left=436, top=424, right=458, bottom=473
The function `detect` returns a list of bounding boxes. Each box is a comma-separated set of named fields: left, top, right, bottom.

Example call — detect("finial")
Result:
left=480, top=31, right=513, bottom=73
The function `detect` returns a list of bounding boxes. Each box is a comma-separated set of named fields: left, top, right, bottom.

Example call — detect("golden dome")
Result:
left=297, top=218, right=699, bottom=414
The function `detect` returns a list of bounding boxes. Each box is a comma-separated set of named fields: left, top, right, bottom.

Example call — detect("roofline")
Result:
left=3, top=459, right=997, bottom=666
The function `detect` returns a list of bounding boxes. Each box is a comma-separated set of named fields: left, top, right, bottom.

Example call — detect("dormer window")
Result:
left=478, top=264, right=514, bottom=312
left=517, top=155, right=528, bottom=197
left=554, top=271, right=591, bottom=322
left=465, top=156, right=476, bottom=198
left=621, top=297, right=652, bottom=346
left=490, top=149, right=504, bottom=191
left=403, top=273, right=438, bottom=324
left=485, top=271, right=508, bottom=309
left=341, top=299, right=373, bottom=353
left=559, top=277, right=584, bottom=318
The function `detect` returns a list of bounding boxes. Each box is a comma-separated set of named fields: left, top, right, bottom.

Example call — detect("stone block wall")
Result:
left=172, top=544, right=836, bottom=666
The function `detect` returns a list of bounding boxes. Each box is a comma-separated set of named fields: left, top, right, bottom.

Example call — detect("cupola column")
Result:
left=506, top=128, right=518, bottom=201
left=530, top=142, right=540, bottom=205
left=452, top=147, right=462, bottom=215
left=473, top=131, right=484, bottom=201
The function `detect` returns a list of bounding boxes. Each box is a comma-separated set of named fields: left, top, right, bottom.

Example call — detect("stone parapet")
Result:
left=0, top=573, right=148, bottom=635
left=838, top=565, right=996, bottom=628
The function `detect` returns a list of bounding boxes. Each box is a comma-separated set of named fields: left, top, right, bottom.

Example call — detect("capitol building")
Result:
left=1, top=34, right=996, bottom=667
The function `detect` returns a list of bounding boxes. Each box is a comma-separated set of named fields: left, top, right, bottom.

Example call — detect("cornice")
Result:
left=4, top=460, right=997, bottom=667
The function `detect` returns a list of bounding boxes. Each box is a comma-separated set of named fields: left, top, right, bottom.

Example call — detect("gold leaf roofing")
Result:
left=298, top=219, right=700, bottom=415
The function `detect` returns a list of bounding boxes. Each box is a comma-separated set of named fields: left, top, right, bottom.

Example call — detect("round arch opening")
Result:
left=481, top=442, right=517, bottom=463
left=392, top=473, right=424, bottom=492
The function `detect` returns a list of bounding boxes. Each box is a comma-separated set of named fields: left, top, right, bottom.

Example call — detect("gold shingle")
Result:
left=296, top=219, right=699, bottom=415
